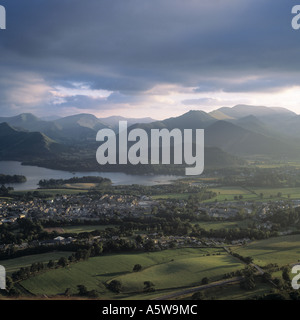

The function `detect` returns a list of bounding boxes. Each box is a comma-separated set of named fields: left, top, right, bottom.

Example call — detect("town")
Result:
left=1, top=185, right=299, bottom=253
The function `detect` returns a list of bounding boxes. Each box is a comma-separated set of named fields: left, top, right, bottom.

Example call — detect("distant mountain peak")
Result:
left=173, top=109, right=215, bottom=121
left=186, top=109, right=206, bottom=114
left=160, top=109, right=216, bottom=130
left=212, top=104, right=296, bottom=120
left=18, top=113, right=40, bottom=122
left=57, top=113, right=99, bottom=121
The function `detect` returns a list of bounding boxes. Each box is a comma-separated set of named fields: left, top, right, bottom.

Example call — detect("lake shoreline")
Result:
left=0, top=161, right=182, bottom=191
left=20, top=159, right=186, bottom=176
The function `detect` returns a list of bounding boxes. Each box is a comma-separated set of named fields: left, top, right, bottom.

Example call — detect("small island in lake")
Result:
left=38, top=176, right=112, bottom=188
left=0, top=174, right=27, bottom=184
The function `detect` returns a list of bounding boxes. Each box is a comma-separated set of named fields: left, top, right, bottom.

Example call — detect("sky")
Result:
left=1, top=0, right=300, bottom=120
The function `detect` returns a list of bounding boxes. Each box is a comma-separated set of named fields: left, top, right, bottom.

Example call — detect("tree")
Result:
left=108, top=280, right=122, bottom=293
left=192, top=292, right=205, bottom=300
left=68, top=254, right=76, bottom=263
left=240, top=277, right=256, bottom=290
left=240, top=268, right=256, bottom=290
left=135, top=235, right=143, bottom=245
left=144, top=239, right=155, bottom=252
left=273, top=277, right=284, bottom=289
left=201, top=277, right=209, bottom=285
left=169, top=241, right=176, bottom=249
left=75, top=249, right=91, bottom=261
left=64, top=288, right=72, bottom=297
left=244, top=256, right=253, bottom=264
left=133, top=264, right=142, bottom=272
left=282, top=267, right=291, bottom=282
left=143, top=281, right=155, bottom=292
left=0, top=185, right=9, bottom=196
left=30, top=263, right=38, bottom=273
left=260, top=293, right=286, bottom=300
left=92, top=243, right=103, bottom=256
left=47, top=260, right=55, bottom=269
left=8, top=286, right=21, bottom=297
left=77, top=285, right=88, bottom=296
left=262, top=272, right=272, bottom=283
left=58, top=257, right=68, bottom=268
left=87, top=290, right=99, bottom=298
left=6, top=276, right=14, bottom=291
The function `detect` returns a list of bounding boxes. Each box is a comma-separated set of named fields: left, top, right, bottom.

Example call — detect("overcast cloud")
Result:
left=0, top=0, right=299, bottom=118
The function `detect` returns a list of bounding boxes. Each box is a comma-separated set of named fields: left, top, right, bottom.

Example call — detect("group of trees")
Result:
left=256, top=265, right=300, bottom=300
left=218, top=166, right=300, bottom=188
left=0, top=185, right=14, bottom=196
left=240, top=267, right=256, bottom=290
left=38, top=176, right=111, bottom=188
left=191, top=224, right=277, bottom=241
left=231, top=252, right=253, bottom=265
left=0, top=219, right=47, bottom=246
left=107, top=215, right=278, bottom=242
left=0, top=174, right=26, bottom=184
left=107, top=279, right=155, bottom=294
left=11, top=242, right=103, bottom=283
left=133, top=264, right=142, bottom=272
left=265, top=206, right=300, bottom=229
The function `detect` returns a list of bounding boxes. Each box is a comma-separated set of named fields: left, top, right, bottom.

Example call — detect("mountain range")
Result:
left=0, top=122, right=63, bottom=160
left=0, top=113, right=155, bottom=143
left=0, top=104, right=300, bottom=173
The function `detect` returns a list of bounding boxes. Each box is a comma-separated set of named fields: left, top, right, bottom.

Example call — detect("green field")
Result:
left=206, top=186, right=300, bottom=202
left=206, top=187, right=257, bottom=202
left=194, top=219, right=253, bottom=231
left=0, top=251, right=73, bottom=274
left=20, top=248, right=244, bottom=298
left=63, top=225, right=117, bottom=233
left=251, top=187, right=300, bottom=200
left=152, top=186, right=256, bottom=202
left=231, top=234, right=300, bottom=267
left=111, top=253, right=243, bottom=293
left=186, top=282, right=273, bottom=300
left=254, top=162, right=300, bottom=169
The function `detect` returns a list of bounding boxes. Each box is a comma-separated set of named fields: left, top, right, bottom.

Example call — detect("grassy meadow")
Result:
left=62, top=225, right=117, bottom=234
left=231, top=234, right=300, bottom=267
left=205, top=186, right=300, bottom=202
left=194, top=219, right=253, bottom=231
left=0, top=251, right=73, bottom=274
left=19, top=248, right=244, bottom=298
left=110, top=253, right=243, bottom=293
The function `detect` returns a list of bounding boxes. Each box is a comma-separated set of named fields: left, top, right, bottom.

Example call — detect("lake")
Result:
left=0, top=161, right=181, bottom=190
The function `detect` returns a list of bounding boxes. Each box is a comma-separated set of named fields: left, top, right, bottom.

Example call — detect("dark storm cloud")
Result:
left=54, top=92, right=143, bottom=111
left=0, top=0, right=299, bottom=114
